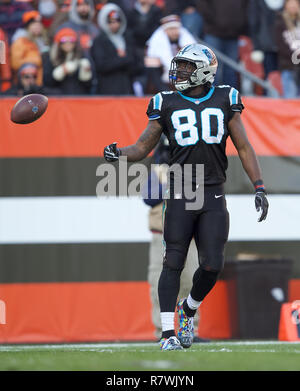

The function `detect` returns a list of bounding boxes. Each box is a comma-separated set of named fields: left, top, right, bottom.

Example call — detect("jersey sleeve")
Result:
left=146, top=92, right=164, bottom=121
left=228, top=87, right=244, bottom=118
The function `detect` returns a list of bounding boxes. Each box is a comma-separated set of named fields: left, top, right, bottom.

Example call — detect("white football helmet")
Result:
left=169, top=43, right=218, bottom=91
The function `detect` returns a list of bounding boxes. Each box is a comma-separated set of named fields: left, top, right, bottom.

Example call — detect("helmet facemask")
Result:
left=169, top=59, right=197, bottom=91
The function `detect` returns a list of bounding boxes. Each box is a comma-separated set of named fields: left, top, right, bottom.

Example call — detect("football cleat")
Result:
left=159, top=336, right=183, bottom=350
left=177, top=298, right=194, bottom=348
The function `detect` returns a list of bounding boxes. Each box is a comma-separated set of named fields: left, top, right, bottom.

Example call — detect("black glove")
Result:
left=104, top=142, right=121, bottom=162
left=255, top=190, right=269, bottom=222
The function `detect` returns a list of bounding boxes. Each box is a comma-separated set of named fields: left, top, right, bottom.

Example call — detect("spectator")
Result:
left=0, top=27, right=12, bottom=91
left=48, top=0, right=72, bottom=42
left=248, top=0, right=284, bottom=79
left=127, top=0, right=162, bottom=54
left=0, top=0, right=34, bottom=44
left=55, top=0, right=99, bottom=53
left=199, top=0, right=249, bottom=88
left=275, top=0, right=300, bottom=98
left=145, top=14, right=196, bottom=92
left=1, top=62, right=47, bottom=96
left=91, top=3, right=142, bottom=95
left=38, top=0, right=57, bottom=29
left=127, top=0, right=162, bottom=93
left=161, top=0, right=203, bottom=38
left=180, top=1, right=203, bottom=39
left=43, top=27, right=93, bottom=94
left=10, top=11, right=49, bottom=86
left=11, top=9, right=50, bottom=44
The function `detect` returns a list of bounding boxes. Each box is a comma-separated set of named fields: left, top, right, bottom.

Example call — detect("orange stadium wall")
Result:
left=0, top=96, right=300, bottom=157
left=0, top=96, right=299, bottom=343
left=0, top=280, right=300, bottom=342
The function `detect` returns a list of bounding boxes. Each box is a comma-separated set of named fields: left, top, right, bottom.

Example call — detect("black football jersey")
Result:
left=146, top=85, right=244, bottom=185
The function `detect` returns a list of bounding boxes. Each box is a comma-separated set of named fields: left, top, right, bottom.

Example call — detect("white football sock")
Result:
left=187, top=294, right=202, bottom=311
left=160, top=312, right=175, bottom=332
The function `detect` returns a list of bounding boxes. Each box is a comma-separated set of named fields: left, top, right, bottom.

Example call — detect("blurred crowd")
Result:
left=0, top=0, right=299, bottom=98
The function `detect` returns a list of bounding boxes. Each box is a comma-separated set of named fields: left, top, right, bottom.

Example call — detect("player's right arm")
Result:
left=104, top=119, right=163, bottom=162
left=104, top=92, right=167, bottom=162
left=121, top=119, right=163, bottom=161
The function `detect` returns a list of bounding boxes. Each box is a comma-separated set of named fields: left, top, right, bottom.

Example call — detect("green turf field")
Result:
left=0, top=341, right=299, bottom=371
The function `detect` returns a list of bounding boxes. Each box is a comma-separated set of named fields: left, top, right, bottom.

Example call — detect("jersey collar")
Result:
left=178, top=86, right=215, bottom=105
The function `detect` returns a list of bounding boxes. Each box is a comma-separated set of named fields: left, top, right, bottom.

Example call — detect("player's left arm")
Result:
left=228, top=112, right=269, bottom=222
left=228, top=112, right=262, bottom=184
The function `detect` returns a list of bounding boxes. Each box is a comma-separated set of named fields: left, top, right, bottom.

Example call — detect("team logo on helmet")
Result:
left=179, top=44, right=193, bottom=55
left=202, top=48, right=217, bottom=65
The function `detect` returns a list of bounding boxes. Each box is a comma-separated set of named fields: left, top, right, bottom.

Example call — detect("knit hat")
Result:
left=160, top=14, right=181, bottom=30
left=18, top=63, right=38, bottom=76
left=58, top=0, right=71, bottom=11
left=107, top=10, right=121, bottom=22
left=54, top=28, right=78, bottom=43
left=22, top=10, right=42, bottom=26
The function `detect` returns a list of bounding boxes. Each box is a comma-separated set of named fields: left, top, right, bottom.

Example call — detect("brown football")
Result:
left=10, top=93, right=48, bottom=124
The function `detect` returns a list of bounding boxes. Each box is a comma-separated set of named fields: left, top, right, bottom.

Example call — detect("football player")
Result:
left=104, top=43, right=269, bottom=350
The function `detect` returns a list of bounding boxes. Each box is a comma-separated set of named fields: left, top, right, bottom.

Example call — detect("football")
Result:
left=10, top=93, right=48, bottom=124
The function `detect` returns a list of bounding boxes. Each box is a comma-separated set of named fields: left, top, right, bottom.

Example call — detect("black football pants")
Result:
left=158, top=184, right=229, bottom=313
